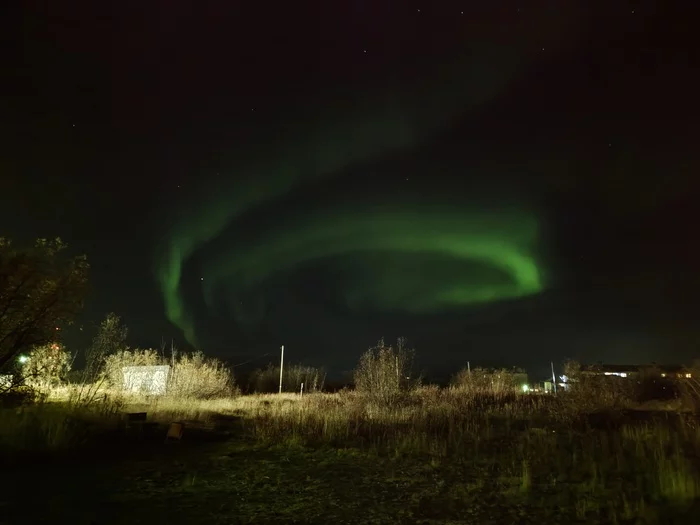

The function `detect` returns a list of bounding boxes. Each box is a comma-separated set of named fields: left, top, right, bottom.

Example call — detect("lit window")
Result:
left=661, top=373, right=666, bottom=378
left=686, top=373, right=692, bottom=379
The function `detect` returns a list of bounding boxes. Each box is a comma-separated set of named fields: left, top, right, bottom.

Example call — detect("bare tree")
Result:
left=0, top=238, right=88, bottom=371
left=74, top=313, right=128, bottom=405
left=354, top=337, right=417, bottom=405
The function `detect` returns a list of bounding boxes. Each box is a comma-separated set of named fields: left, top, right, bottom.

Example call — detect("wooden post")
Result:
left=300, top=382, right=304, bottom=398
left=278, top=345, right=284, bottom=394
left=551, top=361, right=557, bottom=395
left=395, top=355, right=399, bottom=388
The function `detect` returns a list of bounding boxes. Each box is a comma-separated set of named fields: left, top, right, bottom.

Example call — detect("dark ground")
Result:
left=1, top=415, right=699, bottom=525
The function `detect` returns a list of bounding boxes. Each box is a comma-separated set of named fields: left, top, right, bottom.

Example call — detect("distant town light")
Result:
left=522, top=384, right=529, bottom=393
left=604, top=371, right=627, bottom=378
left=18, top=355, right=29, bottom=364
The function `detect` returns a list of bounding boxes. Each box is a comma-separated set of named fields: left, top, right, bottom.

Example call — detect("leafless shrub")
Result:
left=451, top=366, right=527, bottom=395
left=74, top=313, right=128, bottom=406
left=102, top=348, right=162, bottom=389
left=99, top=348, right=235, bottom=399
left=354, top=337, right=418, bottom=406
left=168, top=351, right=234, bottom=399
left=560, top=360, right=634, bottom=412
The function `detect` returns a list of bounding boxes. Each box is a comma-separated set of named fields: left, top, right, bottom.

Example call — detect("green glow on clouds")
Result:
left=200, top=209, right=541, bottom=315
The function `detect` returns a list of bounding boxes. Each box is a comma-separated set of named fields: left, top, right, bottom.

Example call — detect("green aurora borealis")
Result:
left=153, top=22, right=581, bottom=346
left=160, top=204, right=543, bottom=346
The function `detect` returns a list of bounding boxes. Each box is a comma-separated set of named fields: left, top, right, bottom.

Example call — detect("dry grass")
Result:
left=0, top=395, right=123, bottom=458
left=210, top=388, right=700, bottom=515
left=3, top=379, right=700, bottom=520
left=451, top=366, right=528, bottom=394
left=248, top=364, right=325, bottom=393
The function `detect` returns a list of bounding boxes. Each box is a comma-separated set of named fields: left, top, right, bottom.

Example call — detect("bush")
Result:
left=168, top=352, right=234, bottom=399
left=561, top=360, right=634, bottom=411
left=94, top=348, right=235, bottom=399
left=102, top=348, right=162, bottom=388
left=451, top=367, right=528, bottom=395
left=354, top=337, right=418, bottom=405
left=82, top=313, right=128, bottom=383
left=21, top=343, right=72, bottom=392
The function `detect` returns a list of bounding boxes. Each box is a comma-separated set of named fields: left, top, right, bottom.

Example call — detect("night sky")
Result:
left=3, top=2, right=698, bottom=380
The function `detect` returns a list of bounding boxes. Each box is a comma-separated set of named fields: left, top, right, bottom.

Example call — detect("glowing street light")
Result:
left=18, top=355, right=29, bottom=364
left=521, top=384, right=530, bottom=393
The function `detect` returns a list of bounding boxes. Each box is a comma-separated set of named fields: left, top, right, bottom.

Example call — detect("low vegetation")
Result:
left=353, top=337, right=418, bottom=405
left=248, top=363, right=325, bottom=394
left=451, top=365, right=528, bottom=394
left=3, top=342, right=700, bottom=522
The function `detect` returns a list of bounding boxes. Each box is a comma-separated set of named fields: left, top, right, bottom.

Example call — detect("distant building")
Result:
left=580, top=364, right=693, bottom=380
left=542, top=377, right=568, bottom=393
left=122, top=365, right=171, bottom=395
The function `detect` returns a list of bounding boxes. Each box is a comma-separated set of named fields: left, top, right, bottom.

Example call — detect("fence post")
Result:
left=279, top=345, right=284, bottom=394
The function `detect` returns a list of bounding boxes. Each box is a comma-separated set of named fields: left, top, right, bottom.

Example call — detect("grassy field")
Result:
left=1, top=389, right=700, bottom=524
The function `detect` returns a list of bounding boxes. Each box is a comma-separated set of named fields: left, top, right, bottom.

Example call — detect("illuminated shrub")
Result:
left=103, top=349, right=162, bottom=388
left=168, top=351, right=234, bottom=399
left=103, top=348, right=234, bottom=399
left=354, top=337, right=418, bottom=405
left=21, top=343, right=72, bottom=391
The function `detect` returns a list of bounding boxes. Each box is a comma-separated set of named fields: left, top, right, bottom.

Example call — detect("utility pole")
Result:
left=395, top=356, right=399, bottom=388
left=278, top=345, right=284, bottom=394
left=551, top=361, right=557, bottom=394
left=467, top=361, right=471, bottom=375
